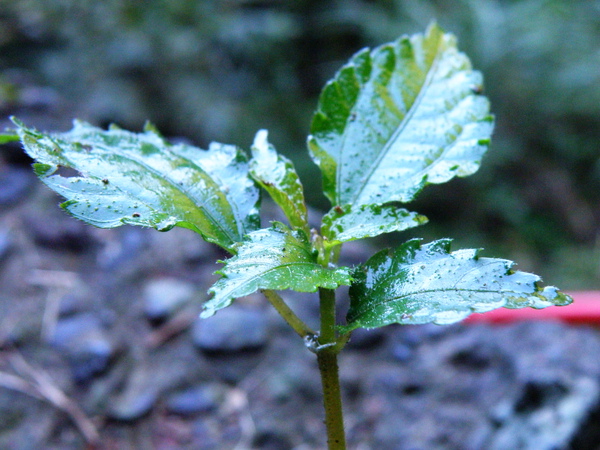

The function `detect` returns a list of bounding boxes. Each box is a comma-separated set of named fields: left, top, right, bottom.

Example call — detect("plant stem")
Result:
left=317, top=288, right=346, bottom=449
left=317, top=350, right=346, bottom=449
left=319, top=288, right=337, bottom=344
left=261, top=289, right=315, bottom=338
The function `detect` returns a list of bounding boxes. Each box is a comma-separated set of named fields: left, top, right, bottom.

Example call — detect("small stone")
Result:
left=50, top=313, right=114, bottom=382
left=191, top=306, right=269, bottom=352
left=26, top=206, right=96, bottom=253
left=109, top=389, right=158, bottom=422
left=143, top=277, right=195, bottom=320
left=390, top=342, right=413, bottom=362
left=165, top=384, right=223, bottom=416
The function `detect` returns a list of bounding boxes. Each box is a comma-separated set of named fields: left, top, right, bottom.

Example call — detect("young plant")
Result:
left=5, top=23, right=571, bottom=449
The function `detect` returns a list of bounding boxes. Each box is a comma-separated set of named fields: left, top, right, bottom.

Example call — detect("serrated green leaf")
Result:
left=308, top=22, right=494, bottom=207
left=342, top=239, right=572, bottom=332
left=250, top=130, right=309, bottom=233
left=203, top=222, right=352, bottom=318
left=321, top=204, right=427, bottom=247
left=13, top=118, right=259, bottom=253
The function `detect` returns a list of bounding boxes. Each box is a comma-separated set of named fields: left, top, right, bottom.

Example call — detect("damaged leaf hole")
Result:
left=55, top=165, right=83, bottom=178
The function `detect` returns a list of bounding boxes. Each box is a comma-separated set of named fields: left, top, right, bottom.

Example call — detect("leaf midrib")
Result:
left=219, top=260, right=339, bottom=298
left=61, top=133, right=241, bottom=246
left=348, top=286, right=533, bottom=321
left=343, top=37, right=444, bottom=206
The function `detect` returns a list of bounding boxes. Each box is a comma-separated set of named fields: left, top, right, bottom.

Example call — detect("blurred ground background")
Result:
left=1, top=1, right=600, bottom=449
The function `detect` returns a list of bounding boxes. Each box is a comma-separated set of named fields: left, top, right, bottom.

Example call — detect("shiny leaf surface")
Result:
left=250, top=130, right=309, bottom=232
left=342, top=239, right=572, bottom=332
left=321, top=204, right=427, bottom=247
left=204, top=222, right=352, bottom=317
left=308, top=22, right=494, bottom=207
left=14, top=118, right=260, bottom=253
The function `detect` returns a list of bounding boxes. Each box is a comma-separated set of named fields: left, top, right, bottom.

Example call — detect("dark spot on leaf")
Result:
left=132, top=213, right=141, bottom=218
left=102, top=179, right=109, bottom=185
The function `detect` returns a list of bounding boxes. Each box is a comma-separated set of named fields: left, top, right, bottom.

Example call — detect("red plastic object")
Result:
left=464, top=291, right=600, bottom=325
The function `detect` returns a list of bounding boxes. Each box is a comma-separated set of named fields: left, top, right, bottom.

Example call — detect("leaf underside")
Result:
left=14, top=118, right=260, bottom=253
left=342, top=239, right=572, bottom=332
left=204, top=222, right=352, bottom=318
left=250, top=130, right=309, bottom=233
left=308, top=22, right=494, bottom=208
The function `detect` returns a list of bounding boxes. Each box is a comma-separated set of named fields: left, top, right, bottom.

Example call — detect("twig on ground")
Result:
left=26, top=269, right=79, bottom=340
left=0, top=350, right=100, bottom=445
left=144, top=305, right=201, bottom=348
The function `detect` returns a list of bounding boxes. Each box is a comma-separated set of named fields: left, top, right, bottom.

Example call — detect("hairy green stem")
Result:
left=317, top=288, right=346, bottom=449
left=261, top=289, right=315, bottom=338
left=319, top=288, right=337, bottom=344
left=317, top=350, right=346, bottom=450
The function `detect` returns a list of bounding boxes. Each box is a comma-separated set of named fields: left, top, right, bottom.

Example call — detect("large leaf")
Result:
left=203, top=222, right=351, bottom=317
left=250, top=130, right=309, bottom=233
left=321, top=204, right=427, bottom=247
left=342, top=239, right=572, bottom=332
left=14, top=118, right=259, bottom=253
left=308, top=22, right=494, bottom=207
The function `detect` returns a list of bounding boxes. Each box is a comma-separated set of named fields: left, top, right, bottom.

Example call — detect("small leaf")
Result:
left=250, top=130, right=309, bottom=232
left=203, top=222, right=352, bottom=317
left=13, top=118, right=260, bottom=253
left=342, top=239, right=572, bottom=332
left=321, top=204, right=427, bottom=246
left=0, top=130, right=19, bottom=144
left=308, top=22, right=494, bottom=207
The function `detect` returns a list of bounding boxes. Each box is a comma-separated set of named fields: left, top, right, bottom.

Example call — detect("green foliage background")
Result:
left=1, top=0, right=599, bottom=288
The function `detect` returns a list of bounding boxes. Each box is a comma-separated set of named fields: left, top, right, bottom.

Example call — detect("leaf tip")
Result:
left=252, top=129, right=269, bottom=150
left=9, top=116, right=25, bottom=128
left=199, top=309, right=214, bottom=319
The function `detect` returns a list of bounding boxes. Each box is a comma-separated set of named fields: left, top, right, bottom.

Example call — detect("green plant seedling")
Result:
left=4, top=23, right=571, bottom=449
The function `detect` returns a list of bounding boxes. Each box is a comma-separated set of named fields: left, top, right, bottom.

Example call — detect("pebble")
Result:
left=165, top=384, right=223, bottom=416
left=109, top=389, right=158, bottom=422
left=96, top=227, right=148, bottom=270
left=26, top=208, right=96, bottom=253
left=191, top=306, right=269, bottom=352
left=390, top=342, right=413, bottom=362
left=143, top=277, right=195, bottom=321
left=50, top=313, right=114, bottom=382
